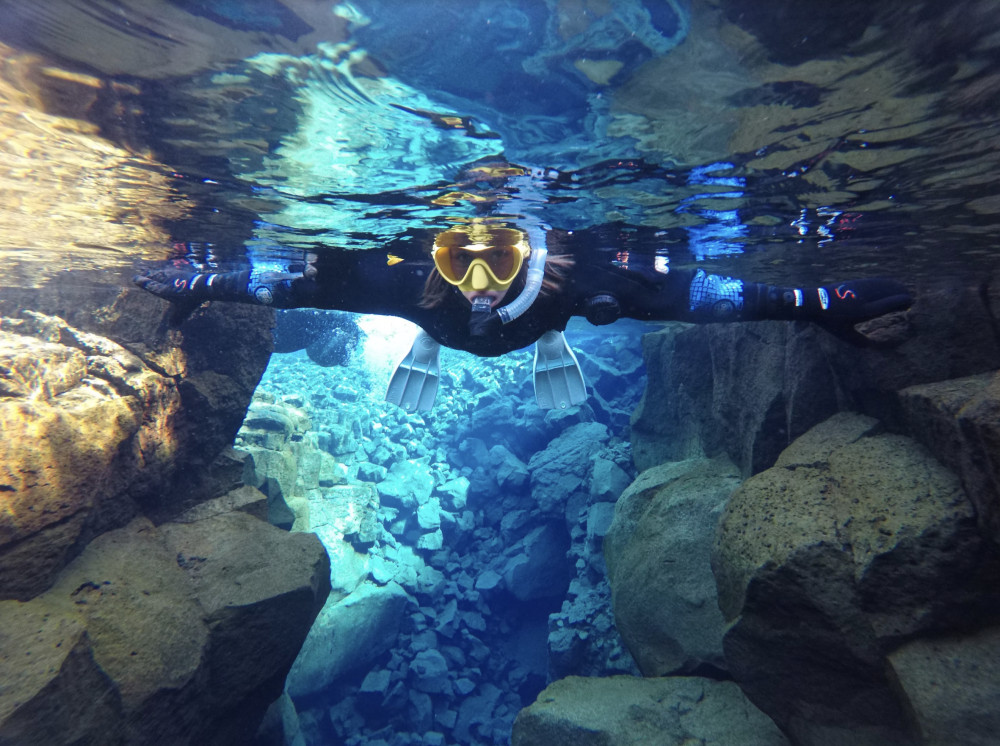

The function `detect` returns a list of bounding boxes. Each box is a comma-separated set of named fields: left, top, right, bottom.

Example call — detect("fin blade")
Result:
left=533, top=331, right=587, bottom=410
left=386, top=331, right=441, bottom=412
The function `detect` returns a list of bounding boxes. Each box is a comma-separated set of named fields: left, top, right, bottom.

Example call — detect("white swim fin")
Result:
left=533, top=330, right=587, bottom=410
left=386, top=330, right=441, bottom=412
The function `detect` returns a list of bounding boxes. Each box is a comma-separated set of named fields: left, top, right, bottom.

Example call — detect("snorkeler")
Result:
left=133, top=219, right=912, bottom=411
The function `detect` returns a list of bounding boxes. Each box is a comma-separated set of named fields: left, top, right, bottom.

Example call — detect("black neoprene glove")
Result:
left=805, top=278, right=912, bottom=320
left=132, top=268, right=252, bottom=302
left=748, top=277, right=912, bottom=323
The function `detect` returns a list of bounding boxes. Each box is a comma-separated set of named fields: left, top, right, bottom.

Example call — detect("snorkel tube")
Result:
left=497, top=222, right=548, bottom=324
left=496, top=165, right=551, bottom=324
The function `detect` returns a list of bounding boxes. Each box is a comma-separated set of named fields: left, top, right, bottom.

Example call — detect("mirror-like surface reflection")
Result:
left=1, top=1, right=999, bottom=291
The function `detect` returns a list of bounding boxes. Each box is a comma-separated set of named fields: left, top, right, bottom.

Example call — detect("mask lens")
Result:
left=448, top=248, right=476, bottom=283
left=446, top=246, right=517, bottom=285
left=486, top=247, right=516, bottom=282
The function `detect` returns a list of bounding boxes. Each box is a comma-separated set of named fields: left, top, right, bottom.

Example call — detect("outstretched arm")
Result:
left=580, top=264, right=912, bottom=345
left=683, top=270, right=912, bottom=325
left=133, top=247, right=433, bottom=316
left=133, top=265, right=311, bottom=307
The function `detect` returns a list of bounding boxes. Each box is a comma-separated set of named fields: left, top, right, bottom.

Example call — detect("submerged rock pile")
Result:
left=585, top=279, right=1000, bottom=746
left=243, top=320, right=646, bottom=745
left=713, top=411, right=1000, bottom=746
left=0, top=290, right=331, bottom=745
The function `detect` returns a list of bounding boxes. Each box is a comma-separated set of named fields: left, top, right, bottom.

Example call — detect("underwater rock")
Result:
left=898, top=370, right=1000, bottom=544
left=324, top=422, right=360, bottom=456
left=417, top=528, right=444, bottom=551
left=633, top=279, right=1000, bottom=477
left=255, top=692, right=304, bottom=746
left=604, top=456, right=740, bottom=676
left=0, top=609, right=119, bottom=745
left=547, top=578, right=638, bottom=680
left=0, top=314, right=178, bottom=600
left=888, top=625, right=1000, bottom=746
left=0, top=512, right=329, bottom=746
left=499, top=509, right=533, bottom=545
left=577, top=341, right=644, bottom=402
left=528, top=421, right=610, bottom=515
left=453, top=682, right=504, bottom=744
left=408, top=648, right=452, bottom=695
left=584, top=502, right=616, bottom=554
left=437, top=474, right=470, bottom=511
left=631, top=321, right=838, bottom=476
left=240, top=400, right=306, bottom=449
left=171, top=483, right=269, bottom=524
left=836, top=277, right=1000, bottom=408
left=502, top=523, right=572, bottom=602
left=0, top=314, right=164, bottom=600
left=286, top=580, right=410, bottom=701
left=475, top=569, right=503, bottom=592
left=417, top=499, right=442, bottom=531
left=359, top=668, right=393, bottom=697
left=310, top=483, right=381, bottom=554
left=713, top=411, right=1000, bottom=746
left=490, top=444, right=530, bottom=491
left=357, top=460, right=388, bottom=482
left=240, top=446, right=302, bottom=528
left=588, top=456, right=632, bottom=502
left=512, top=675, right=790, bottom=746
left=237, top=398, right=317, bottom=530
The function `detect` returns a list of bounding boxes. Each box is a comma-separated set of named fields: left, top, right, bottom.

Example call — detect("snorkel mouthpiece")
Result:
left=470, top=296, right=493, bottom=315
left=469, top=296, right=495, bottom=336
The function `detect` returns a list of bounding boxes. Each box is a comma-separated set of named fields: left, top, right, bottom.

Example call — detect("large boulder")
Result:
left=712, top=412, right=1000, bottom=746
left=512, top=675, right=789, bottom=746
left=501, top=523, right=572, bottom=602
left=887, top=626, right=1000, bottom=746
left=286, top=580, right=411, bottom=701
left=604, top=456, right=741, bottom=676
left=632, top=279, right=1000, bottom=476
left=898, top=370, right=1000, bottom=544
left=237, top=398, right=315, bottom=529
left=528, top=421, right=610, bottom=516
left=630, top=321, right=838, bottom=475
left=0, top=294, right=272, bottom=601
left=0, top=317, right=169, bottom=600
left=0, top=511, right=330, bottom=746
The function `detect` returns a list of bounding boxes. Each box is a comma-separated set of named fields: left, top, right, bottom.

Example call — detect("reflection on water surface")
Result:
left=0, top=0, right=998, bottom=293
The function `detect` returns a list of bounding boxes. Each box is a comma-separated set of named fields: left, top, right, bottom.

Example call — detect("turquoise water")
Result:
left=3, top=2, right=1000, bottom=745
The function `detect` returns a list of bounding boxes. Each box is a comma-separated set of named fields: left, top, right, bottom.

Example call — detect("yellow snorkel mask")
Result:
left=432, top=223, right=531, bottom=292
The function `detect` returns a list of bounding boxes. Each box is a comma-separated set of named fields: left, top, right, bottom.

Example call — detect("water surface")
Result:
left=2, top=1, right=999, bottom=294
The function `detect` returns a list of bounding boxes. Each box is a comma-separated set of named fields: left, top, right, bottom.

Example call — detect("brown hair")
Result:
left=419, top=249, right=575, bottom=309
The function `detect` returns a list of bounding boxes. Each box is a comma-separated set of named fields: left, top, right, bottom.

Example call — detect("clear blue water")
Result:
left=3, top=2, right=1000, bottom=745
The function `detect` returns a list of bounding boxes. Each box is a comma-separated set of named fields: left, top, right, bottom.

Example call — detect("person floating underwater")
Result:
left=133, top=218, right=913, bottom=413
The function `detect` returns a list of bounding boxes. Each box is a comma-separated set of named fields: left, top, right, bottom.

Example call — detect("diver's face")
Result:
left=461, top=288, right=508, bottom=308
